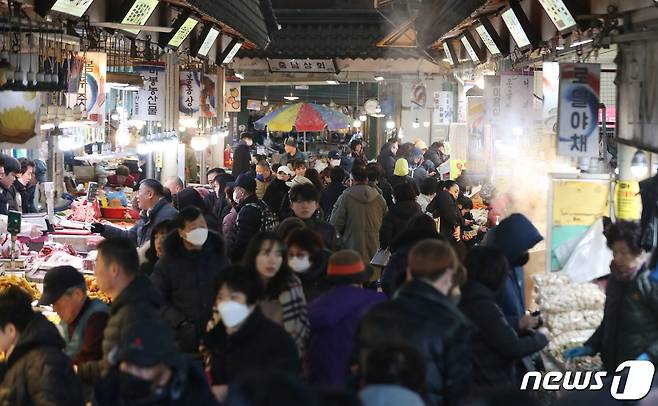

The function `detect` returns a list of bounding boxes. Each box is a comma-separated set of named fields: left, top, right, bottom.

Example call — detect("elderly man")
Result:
left=164, top=176, right=184, bottom=197
left=92, top=179, right=178, bottom=248
left=39, top=265, right=109, bottom=365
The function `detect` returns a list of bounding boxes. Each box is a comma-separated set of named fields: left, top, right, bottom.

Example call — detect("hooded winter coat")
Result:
left=329, top=184, right=387, bottom=264
left=585, top=264, right=658, bottom=373
left=481, top=214, right=543, bottom=330
left=151, top=230, right=229, bottom=353
left=77, top=275, right=163, bottom=383
left=379, top=201, right=422, bottom=250
left=307, top=285, right=385, bottom=387
left=205, top=307, right=300, bottom=385
left=358, top=280, right=472, bottom=406
left=0, top=313, right=84, bottom=406
left=427, top=191, right=461, bottom=240
left=459, top=281, right=548, bottom=387
left=380, top=227, right=442, bottom=298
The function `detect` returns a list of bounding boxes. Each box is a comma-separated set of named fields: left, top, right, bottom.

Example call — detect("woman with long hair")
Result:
left=242, top=232, right=309, bottom=356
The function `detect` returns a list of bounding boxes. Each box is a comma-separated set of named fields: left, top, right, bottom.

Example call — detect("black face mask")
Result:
left=119, top=371, right=153, bottom=400
left=513, top=252, right=530, bottom=267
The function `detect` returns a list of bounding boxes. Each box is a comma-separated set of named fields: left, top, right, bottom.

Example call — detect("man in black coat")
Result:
left=320, top=167, right=347, bottom=220
left=263, top=165, right=292, bottom=217
left=0, top=154, right=20, bottom=214
left=94, top=320, right=217, bottom=406
left=280, top=137, right=308, bottom=166
left=206, top=173, right=234, bottom=226
left=377, top=138, right=399, bottom=179
left=427, top=180, right=462, bottom=242
left=0, top=286, right=84, bottom=406
left=229, top=173, right=276, bottom=262
left=358, top=239, right=471, bottom=406
left=232, top=133, right=254, bottom=178
left=288, top=183, right=341, bottom=251
left=151, top=208, right=229, bottom=354
left=77, top=238, right=163, bottom=384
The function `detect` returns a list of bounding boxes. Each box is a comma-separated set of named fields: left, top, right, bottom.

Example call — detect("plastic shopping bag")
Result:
left=560, top=218, right=612, bottom=283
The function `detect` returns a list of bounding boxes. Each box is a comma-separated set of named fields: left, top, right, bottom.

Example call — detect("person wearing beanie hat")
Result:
left=414, top=139, right=428, bottom=152
left=94, top=321, right=218, bottom=405
left=307, top=249, right=385, bottom=387
left=390, top=158, right=419, bottom=195
left=228, top=172, right=279, bottom=261
left=393, top=158, right=409, bottom=177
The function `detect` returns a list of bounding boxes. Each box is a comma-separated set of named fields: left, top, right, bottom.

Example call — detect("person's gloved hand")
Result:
left=637, top=353, right=651, bottom=361
left=562, top=345, right=594, bottom=359
left=90, top=223, right=105, bottom=234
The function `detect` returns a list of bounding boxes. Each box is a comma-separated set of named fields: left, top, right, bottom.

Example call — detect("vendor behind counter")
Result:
left=106, top=166, right=136, bottom=189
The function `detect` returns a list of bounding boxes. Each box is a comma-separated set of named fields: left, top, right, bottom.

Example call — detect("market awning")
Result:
left=414, top=0, right=489, bottom=49
left=186, top=0, right=277, bottom=49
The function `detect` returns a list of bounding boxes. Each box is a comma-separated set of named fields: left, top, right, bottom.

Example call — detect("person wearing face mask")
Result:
left=151, top=207, right=229, bottom=355
left=242, top=232, right=309, bottom=357
left=255, top=161, right=273, bottom=199
left=328, top=150, right=343, bottom=171
left=307, top=250, right=385, bottom=387
left=0, top=286, right=84, bottom=406
left=204, top=265, right=300, bottom=399
left=358, top=239, right=471, bottom=406
left=94, top=320, right=218, bottom=406
left=459, top=247, right=548, bottom=390
left=564, top=221, right=658, bottom=373
left=263, top=165, right=292, bottom=216
left=286, top=228, right=332, bottom=301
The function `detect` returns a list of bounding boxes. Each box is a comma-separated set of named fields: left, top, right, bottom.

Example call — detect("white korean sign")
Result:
left=500, top=73, right=533, bottom=131
left=434, top=91, right=454, bottom=124
left=557, top=63, right=600, bottom=157
left=484, top=75, right=501, bottom=124
left=179, top=71, right=201, bottom=119
left=268, top=59, right=336, bottom=73
left=134, top=66, right=165, bottom=121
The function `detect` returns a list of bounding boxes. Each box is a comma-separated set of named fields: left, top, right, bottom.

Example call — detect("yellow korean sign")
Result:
left=552, top=180, right=610, bottom=226
left=615, top=180, right=641, bottom=221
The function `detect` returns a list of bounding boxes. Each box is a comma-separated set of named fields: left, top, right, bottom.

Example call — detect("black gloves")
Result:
left=90, top=223, right=105, bottom=234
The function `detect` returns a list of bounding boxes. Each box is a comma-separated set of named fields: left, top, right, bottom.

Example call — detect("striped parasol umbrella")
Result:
left=254, top=102, right=352, bottom=132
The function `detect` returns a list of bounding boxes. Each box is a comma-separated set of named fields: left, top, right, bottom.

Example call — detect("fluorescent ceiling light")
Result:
left=442, top=42, right=455, bottom=65
left=571, top=38, right=593, bottom=47
left=234, top=72, right=245, bottom=80
left=218, top=38, right=242, bottom=64
left=461, top=35, right=481, bottom=63
left=374, top=75, right=384, bottom=81
left=476, top=25, right=501, bottom=56
left=284, top=95, right=299, bottom=101
left=326, top=80, right=339, bottom=85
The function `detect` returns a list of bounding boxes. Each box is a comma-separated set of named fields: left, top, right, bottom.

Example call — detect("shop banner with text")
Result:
left=557, top=63, right=600, bottom=157
left=134, top=65, right=165, bottom=122
left=179, top=71, right=201, bottom=119
left=73, top=52, right=106, bottom=125
left=484, top=75, right=501, bottom=125
left=499, top=73, right=533, bottom=132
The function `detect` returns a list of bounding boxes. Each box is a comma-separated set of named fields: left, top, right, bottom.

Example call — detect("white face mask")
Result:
left=330, top=159, right=341, bottom=167
left=218, top=301, right=251, bottom=328
left=232, top=190, right=241, bottom=204
left=288, top=256, right=312, bottom=273
left=185, top=228, right=208, bottom=246
left=315, top=161, right=328, bottom=173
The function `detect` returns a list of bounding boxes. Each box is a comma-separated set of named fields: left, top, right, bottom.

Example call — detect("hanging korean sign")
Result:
left=225, top=82, right=241, bottom=113
left=134, top=64, right=165, bottom=121
left=0, top=91, right=40, bottom=144
left=179, top=71, right=201, bottom=119
left=74, top=52, right=107, bottom=125
left=200, top=74, right=217, bottom=118
left=434, top=91, right=454, bottom=124
left=484, top=75, right=501, bottom=125
left=499, top=73, right=533, bottom=132
left=557, top=63, right=600, bottom=157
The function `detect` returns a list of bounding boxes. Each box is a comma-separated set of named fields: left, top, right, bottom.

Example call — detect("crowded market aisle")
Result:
left=0, top=0, right=658, bottom=405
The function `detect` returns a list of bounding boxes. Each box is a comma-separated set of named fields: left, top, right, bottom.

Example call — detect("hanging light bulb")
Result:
left=412, top=118, right=420, bottom=129
left=359, top=111, right=367, bottom=122
left=631, top=150, right=649, bottom=179
left=385, top=117, right=395, bottom=130
left=262, top=96, right=269, bottom=107
left=398, top=127, right=405, bottom=139
left=191, top=136, right=209, bottom=151
left=353, top=119, right=362, bottom=128
left=423, top=121, right=430, bottom=128
left=224, top=114, right=231, bottom=123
